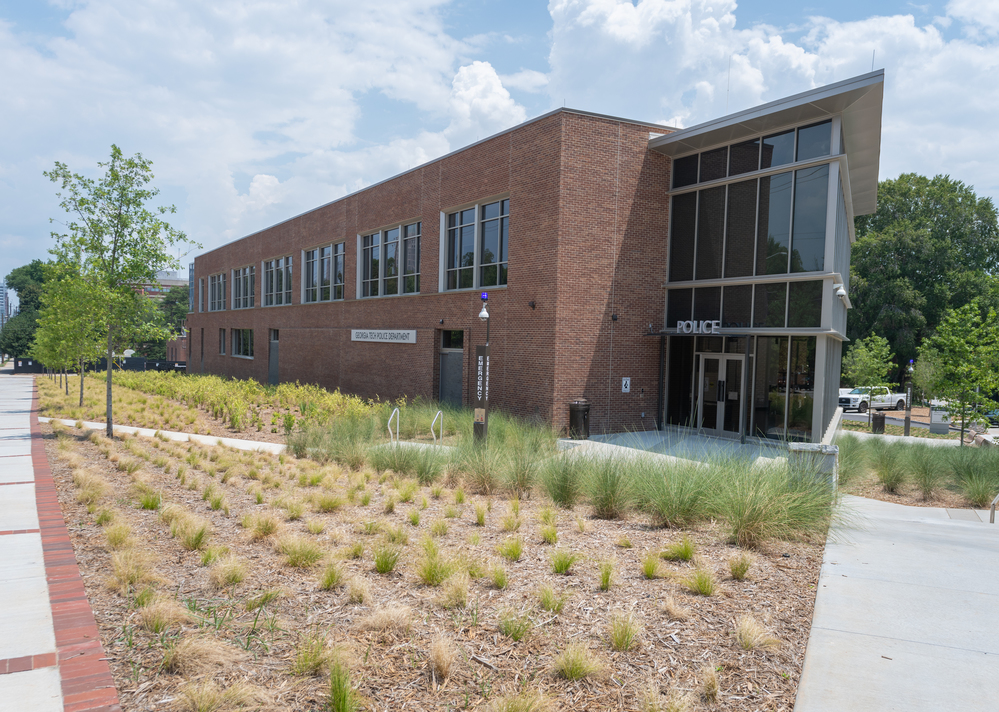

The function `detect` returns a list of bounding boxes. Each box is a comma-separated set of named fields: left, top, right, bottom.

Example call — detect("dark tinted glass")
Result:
left=693, top=286, right=721, bottom=322
left=796, top=120, right=831, bottom=161
left=758, top=172, right=792, bottom=274
left=788, top=281, right=823, bottom=327
left=673, top=154, right=698, bottom=188
left=482, top=201, right=500, bottom=219
left=754, top=282, right=787, bottom=328
left=722, top=285, right=752, bottom=328
left=695, top=186, right=725, bottom=280
left=729, top=139, right=759, bottom=176
left=724, top=179, right=757, bottom=278
left=669, top=192, right=696, bottom=281
left=761, top=129, right=794, bottom=169
left=666, top=337, right=695, bottom=426
left=699, top=147, right=728, bottom=182
left=790, top=164, right=828, bottom=272
left=442, top=330, right=463, bottom=349
left=666, top=289, right=692, bottom=325
left=787, top=336, right=817, bottom=441
left=754, top=336, right=788, bottom=439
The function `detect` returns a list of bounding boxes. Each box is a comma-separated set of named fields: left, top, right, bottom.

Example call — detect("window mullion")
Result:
left=473, top=204, right=481, bottom=289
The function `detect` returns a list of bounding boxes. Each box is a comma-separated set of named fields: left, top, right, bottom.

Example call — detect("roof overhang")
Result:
left=649, top=70, right=884, bottom=215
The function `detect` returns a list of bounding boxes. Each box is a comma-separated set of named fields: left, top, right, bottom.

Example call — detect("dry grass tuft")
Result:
left=359, top=605, right=412, bottom=633
left=436, top=572, right=470, bottom=609
left=139, top=598, right=192, bottom=633
left=108, top=548, right=153, bottom=594
left=553, top=643, right=603, bottom=680
left=209, top=555, right=248, bottom=588
left=428, top=635, right=455, bottom=683
left=661, top=595, right=691, bottom=622
left=489, top=691, right=550, bottom=712
left=275, top=534, right=325, bottom=568
left=241, top=512, right=280, bottom=540
left=607, top=610, right=641, bottom=651
left=347, top=577, right=369, bottom=604
left=162, top=636, right=246, bottom=676
left=105, top=522, right=133, bottom=550
left=734, top=615, right=781, bottom=650
left=177, top=679, right=269, bottom=712
left=73, top=469, right=110, bottom=505
left=700, top=664, right=720, bottom=702
left=729, top=551, right=754, bottom=580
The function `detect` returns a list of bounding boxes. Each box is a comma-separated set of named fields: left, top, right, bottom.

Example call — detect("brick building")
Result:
left=187, top=71, right=884, bottom=441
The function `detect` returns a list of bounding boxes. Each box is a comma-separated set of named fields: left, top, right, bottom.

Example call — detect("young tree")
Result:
left=32, top=267, right=106, bottom=406
left=842, top=334, right=895, bottom=425
left=45, top=145, right=197, bottom=436
left=920, top=300, right=999, bottom=445
left=0, top=309, right=39, bottom=360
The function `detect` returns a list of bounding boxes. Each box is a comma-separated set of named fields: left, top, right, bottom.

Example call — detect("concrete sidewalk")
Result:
left=795, top=494, right=999, bottom=711
left=0, top=371, right=119, bottom=712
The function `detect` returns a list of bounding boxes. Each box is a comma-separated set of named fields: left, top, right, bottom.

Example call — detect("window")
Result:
left=232, top=329, right=253, bottom=358
left=403, top=223, right=420, bottom=293
left=332, top=243, right=345, bottom=300
left=305, top=244, right=339, bottom=303
left=199, top=278, right=204, bottom=313
left=441, top=330, right=463, bottom=350
left=445, top=199, right=508, bottom=290
left=208, top=273, right=226, bottom=311
left=264, top=256, right=292, bottom=306
left=219, top=328, right=226, bottom=355
left=233, top=266, right=255, bottom=309
left=361, top=222, right=421, bottom=297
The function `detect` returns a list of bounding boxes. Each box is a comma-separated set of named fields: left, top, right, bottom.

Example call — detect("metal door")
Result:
left=268, top=330, right=279, bottom=385
left=439, top=352, right=462, bottom=406
left=697, top=355, right=744, bottom=438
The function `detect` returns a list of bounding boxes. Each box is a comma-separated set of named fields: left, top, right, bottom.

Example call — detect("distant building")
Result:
left=137, top=270, right=188, bottom=301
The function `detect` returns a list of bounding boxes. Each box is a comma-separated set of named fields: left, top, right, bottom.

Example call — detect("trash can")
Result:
left=568, top=399, right=590, bottom=440
left=871, top=412, right=885, bottom=434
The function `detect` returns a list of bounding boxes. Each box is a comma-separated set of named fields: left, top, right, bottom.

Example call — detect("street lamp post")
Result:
left=473, top=292, right=490, bottom=443
left=904, top=359, right=914, bottom=436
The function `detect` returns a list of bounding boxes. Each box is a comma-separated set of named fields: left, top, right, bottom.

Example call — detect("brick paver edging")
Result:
left=30, top=381, right=122, bottom=712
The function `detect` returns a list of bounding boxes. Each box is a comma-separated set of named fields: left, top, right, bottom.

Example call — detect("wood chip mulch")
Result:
left=43, top=422, right=824, bottom=712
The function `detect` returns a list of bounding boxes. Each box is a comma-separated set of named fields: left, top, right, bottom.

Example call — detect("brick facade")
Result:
left=189, top=109, right=672, bottom=434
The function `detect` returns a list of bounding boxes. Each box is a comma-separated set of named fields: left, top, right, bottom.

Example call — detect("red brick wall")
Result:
left=188, top=110, right=672, bottom=433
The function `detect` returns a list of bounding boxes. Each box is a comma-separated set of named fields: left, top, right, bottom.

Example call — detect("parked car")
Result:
left=838, top=386, right=907, bottom=413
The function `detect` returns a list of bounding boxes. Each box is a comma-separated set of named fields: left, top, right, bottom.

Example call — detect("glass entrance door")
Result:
left=697, top=355, right=744, bottom=438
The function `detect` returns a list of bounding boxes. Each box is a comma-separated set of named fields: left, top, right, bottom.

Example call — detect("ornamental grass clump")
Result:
left=585, top=457, right=634, bottom=519
left=276, top=535, right=324, bottom=568
left=729, top=551, right=753, bottom=580
left=539, top=454, right=584, bottom=508
left=373, top=544, right=401, bottom=574
left=607, top=611, right=640, bottom=651
left=870, top=440, right=906, bottom=493
left=416, top=538, right=455, bottom=586
left=549, top=549, right=580, bottom=575
left=634, top=457, right=716, bottom=528
left=537, top=584, right=568, bottom=613
left=734, top=615, right=780, bottom=650
left=905, top=444, right=945, bottom=500
left=682, top=567, right=717, bottom=597
left=553, top=643, right=602, bottom=681
left=708, top=459, right=833, bottom=548
left=497, top=609, right=532, bottom=641
left=497, top=536, right=524, bottom=562
left=661, top=535, right=696, bottom=562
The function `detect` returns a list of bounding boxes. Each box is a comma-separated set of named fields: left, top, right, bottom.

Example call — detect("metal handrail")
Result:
left=990, top=491, right=999, bottom=524
left=387, top=408, right=399, bottom=445
left=431, top=410, right=443, bottom=445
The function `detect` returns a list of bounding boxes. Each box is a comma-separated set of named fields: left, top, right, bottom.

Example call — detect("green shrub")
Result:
left=585, top=457, right=633, bottom=519
left=708, top=460, right=833, bottom=548
left=870, top=440, right=906, bottom=493
left=540, top=454, right=584, bottom=508
left=661, top=535, right=696, bottom=562
left=550, top=549, right=580, bottom=575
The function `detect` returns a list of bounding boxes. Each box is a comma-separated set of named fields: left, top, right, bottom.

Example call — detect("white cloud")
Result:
left=947, top=0, right=999, bottom=36
left=547, top=0, right=999, bottom=205
left=500, top=69, right=550, bottom=93
left=444, top=61, right=527, bottom=147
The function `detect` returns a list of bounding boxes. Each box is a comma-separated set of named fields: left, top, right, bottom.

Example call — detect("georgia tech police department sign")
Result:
left=675, top=320, right=721, bottom=334
left=350, top=329, right=416, bottom=343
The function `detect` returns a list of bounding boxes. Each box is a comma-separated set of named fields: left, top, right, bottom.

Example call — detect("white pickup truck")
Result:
left=838, top=386, right=907, bottom=413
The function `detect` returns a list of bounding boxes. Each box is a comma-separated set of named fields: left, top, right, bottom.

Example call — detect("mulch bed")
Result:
left=42, top=422, right=824, bottom=711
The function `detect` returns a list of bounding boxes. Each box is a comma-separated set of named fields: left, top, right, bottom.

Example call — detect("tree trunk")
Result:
left=106, top=331, right=114, bottom=438
left=79, top=360, right=85, bottom=408
left=64, top=368, right=68, bottom=396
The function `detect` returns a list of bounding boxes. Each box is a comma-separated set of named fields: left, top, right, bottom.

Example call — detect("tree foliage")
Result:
left=45, top=145, right=196, bottom=435
left=0, top=309, right=39, bottom=358
left=918, top=300, right=999, bottom=442
left=841, top=334, right=894, bottom=389
left=850, top=174, right=999, bottom=373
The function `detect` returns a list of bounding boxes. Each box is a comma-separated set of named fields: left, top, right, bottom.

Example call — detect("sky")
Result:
left=2, top=0, right=997, bottom=304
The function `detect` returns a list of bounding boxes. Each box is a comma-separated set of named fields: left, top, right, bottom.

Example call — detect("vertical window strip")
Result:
left=403, top=222, right=421, bottom=294
left=264, top=256, right=293, bottom=306
left=305, top=249, right=318, bottom=303
left=333, top=243, right=345, bottom=300
left=362, top=234, right=379, bottom=297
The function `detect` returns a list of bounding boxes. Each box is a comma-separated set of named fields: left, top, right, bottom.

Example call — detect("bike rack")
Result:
left=387, top=408, right=399, bottom=445
left=431, top=410, right=443, bottom=446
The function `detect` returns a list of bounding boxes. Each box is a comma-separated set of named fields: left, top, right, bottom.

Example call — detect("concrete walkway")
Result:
left=795, top=494, right=999, bottom=711
left=0, top=371, right=119, bottom=712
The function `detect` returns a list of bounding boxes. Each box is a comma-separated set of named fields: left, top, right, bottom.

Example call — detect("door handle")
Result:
left=717, top=380, right=725, bottom=402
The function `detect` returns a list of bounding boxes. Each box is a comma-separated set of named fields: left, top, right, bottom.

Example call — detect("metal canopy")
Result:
left=649, top=71, right=885, bottom=216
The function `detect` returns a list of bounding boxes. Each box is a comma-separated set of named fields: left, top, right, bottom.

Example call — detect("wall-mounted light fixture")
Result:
left=528, top=301, right=536, bottom=310
left=611, top=314, right=618, bottom=321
